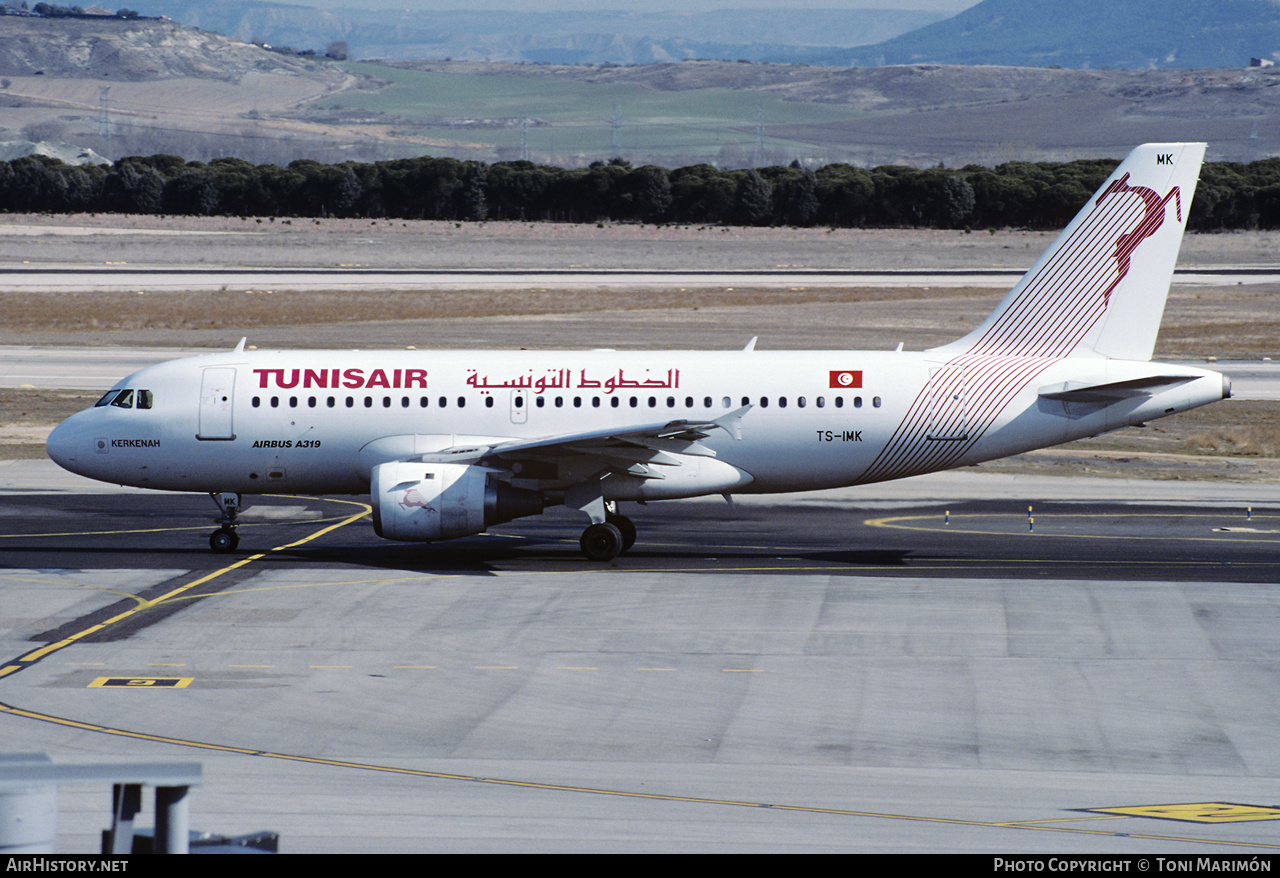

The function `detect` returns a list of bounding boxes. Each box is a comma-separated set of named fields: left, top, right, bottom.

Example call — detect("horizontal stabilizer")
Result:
left=1038, top=375, right=1193, bottom=403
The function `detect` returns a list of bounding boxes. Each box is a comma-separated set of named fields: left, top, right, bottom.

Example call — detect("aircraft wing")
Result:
left=415, top=406, right=750, bottom=480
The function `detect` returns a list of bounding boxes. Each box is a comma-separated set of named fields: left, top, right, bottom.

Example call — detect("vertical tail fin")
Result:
left=931, top=143, right=1205, bottom=362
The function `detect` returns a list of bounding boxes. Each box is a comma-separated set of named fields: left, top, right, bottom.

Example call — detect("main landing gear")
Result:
left=568, top=483, right=637, bottom=562
left=579, top=509, right=637, bottom=562
left=209, top=492, right=241, bottom=553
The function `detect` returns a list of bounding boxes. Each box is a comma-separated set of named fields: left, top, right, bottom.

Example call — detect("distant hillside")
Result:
left=0, top=14, right=343, bottom=81
left=6, top=15, right=1280, bottom=169
left=91, top=0, right=1280, bottom=69
left=135, top=1, right=945, bottom=64
left=837, top=0, right=1280, bottom=69
left=0, top=16, right=374, bottom=164
left=361, top=60, right=1280, bottom=166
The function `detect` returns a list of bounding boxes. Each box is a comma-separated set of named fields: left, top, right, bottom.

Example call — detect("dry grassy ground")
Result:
left=1, top=283, right=1275, bottom=361
left=2, top=216, right=1275, bottom=481
left=978, top=398, right=1280, bottom=484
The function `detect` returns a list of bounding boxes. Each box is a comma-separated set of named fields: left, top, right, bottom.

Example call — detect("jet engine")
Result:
left=371, top=461, right=543, bottom=542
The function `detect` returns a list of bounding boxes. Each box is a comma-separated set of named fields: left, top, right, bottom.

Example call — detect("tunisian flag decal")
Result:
left=829, top=370, right=862, bottom=388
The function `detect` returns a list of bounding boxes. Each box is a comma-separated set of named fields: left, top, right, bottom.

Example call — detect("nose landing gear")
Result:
left=210, top=528, right=239, bottom=552
left=209, top=492, right=242, bottom=553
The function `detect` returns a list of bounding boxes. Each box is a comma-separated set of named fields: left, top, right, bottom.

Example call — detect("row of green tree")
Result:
left=2, top=152, right=1279, bottom=231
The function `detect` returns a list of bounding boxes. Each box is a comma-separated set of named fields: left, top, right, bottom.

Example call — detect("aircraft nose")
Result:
left=46, top=418, right=82, bottom=472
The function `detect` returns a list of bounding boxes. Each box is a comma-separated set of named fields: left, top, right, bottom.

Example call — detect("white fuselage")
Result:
left=46, top=347, right=1228, bottom=500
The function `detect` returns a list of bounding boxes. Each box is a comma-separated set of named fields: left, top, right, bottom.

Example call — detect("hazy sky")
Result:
left=302, top=0, right=982, bottom=12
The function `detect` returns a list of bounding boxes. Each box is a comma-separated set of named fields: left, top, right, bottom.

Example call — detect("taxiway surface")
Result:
left=2, top=461, right=1279, bottom=852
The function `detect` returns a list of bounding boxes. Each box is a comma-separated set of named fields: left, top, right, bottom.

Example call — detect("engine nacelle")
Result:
left=371, top=461, right=543, bottom=542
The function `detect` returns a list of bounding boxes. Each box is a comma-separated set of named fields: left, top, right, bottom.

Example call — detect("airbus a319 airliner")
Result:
left=47, top=143, right=1229, bottom=560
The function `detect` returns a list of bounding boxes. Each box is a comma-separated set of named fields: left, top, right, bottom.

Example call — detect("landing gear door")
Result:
left=198, top=367, right=237, bottom=440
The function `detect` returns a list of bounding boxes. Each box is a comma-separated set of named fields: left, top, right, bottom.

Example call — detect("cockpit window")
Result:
left=94, top=388, right=152, bottom=410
